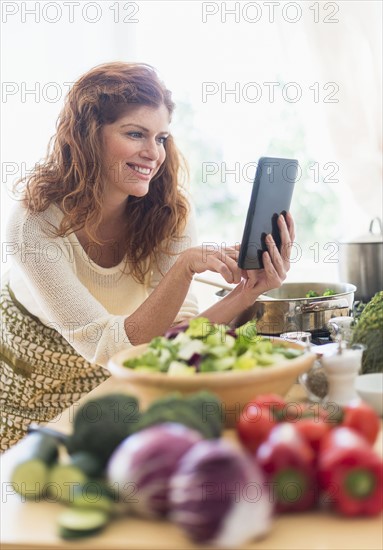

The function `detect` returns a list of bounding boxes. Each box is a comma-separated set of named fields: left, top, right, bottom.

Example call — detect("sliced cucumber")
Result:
left=58, top=508, right=110, bottom=540
left=47, top=452, right=104, bottom=502
left=11, top=432, right=59, bottom=499
left=48, top=463, right=88, bottom=503
left=71, top=482, right=115, bottom=515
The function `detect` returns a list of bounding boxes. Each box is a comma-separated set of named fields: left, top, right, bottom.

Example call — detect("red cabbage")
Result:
left=169, top=439, right=273, bottom=547
left=107, top=422, right=202, bottom=518
left=164, top=324, right=189, bottom=339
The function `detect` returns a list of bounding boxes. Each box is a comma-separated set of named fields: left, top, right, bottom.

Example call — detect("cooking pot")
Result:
left=338, top=218, right=383, bottom=302
left=216, top=282, right=356, bottom=335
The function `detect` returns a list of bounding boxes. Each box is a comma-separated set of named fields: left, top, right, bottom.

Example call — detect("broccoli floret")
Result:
left=351, top=291, right=383, bottom=374
left=132, top=393, right=219, bottom=439
left=67, top=394, right=140, bottom=467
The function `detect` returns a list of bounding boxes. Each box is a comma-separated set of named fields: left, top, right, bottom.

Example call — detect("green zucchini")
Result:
left=58, top=508, right=110, bottom=540
left=10, top=432, right=59, bottom=499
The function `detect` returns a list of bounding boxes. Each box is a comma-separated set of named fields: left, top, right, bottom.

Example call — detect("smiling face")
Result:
left=100, top=104, right=170, bottom=206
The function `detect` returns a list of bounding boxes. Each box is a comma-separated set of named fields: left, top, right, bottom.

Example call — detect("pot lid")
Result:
left=341, top=217, right=383, bottom=244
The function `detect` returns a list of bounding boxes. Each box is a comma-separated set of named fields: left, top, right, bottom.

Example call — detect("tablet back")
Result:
left=238, top=157, right=298, bottom=269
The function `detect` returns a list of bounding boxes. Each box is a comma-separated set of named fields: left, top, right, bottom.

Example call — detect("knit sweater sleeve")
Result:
left=148, top=207, right=200, bottom=323
left=6, top=204, right=130, bottom=368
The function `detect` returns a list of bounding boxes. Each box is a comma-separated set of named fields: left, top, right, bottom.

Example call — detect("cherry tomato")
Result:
left=237, top=404, right=277, bottom=453
left=341, top=400, right=380, bottom=446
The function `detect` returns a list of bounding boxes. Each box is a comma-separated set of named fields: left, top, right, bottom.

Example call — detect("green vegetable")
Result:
left=132, top=391, right=223, bottom=439
left=323, top=288, right=336, bottom=296
left=351, top=291, right=383, bottom=374
left=185, top=317, right=228, bottom=339
left=58, top=508, right=110, bottom=540
left=71, top=481, right=116, bottom=515
left=305, top=288, right=336, bottom=298
left=305, top=290, right=319, bottom=297
left=10, top=432, right=59, bottom=499
left=48, top=452, right=104, bottom=502
left=123, top=318, right=302, bottom=374
left=186, top=391, right=223, bottom=438
left=66, top=394, right=140, bottom=467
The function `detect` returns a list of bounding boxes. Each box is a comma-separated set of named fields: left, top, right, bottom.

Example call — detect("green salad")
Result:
left=122, top=318, right=304, bottom=375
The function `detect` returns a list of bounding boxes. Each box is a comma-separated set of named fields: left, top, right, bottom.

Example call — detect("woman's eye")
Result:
left=157, top=136, right=168, bottom=145
left=127, top=132, right=142, bottom=139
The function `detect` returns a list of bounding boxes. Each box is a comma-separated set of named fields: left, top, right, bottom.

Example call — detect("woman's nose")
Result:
left=140, top=138, right=160, bottom=160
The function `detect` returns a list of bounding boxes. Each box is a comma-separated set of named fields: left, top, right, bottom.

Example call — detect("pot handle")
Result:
left=296, top=298, right=350, bottom=314
left=369, top=217, right=383, bottom=235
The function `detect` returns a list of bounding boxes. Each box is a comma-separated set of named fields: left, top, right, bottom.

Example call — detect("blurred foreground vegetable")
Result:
left=67, top=394, right=140, bottom=467
left=169, top=439, right=273, bottom=548
left=318, top=427, right=383, bottom=516
left=107, top=423, right=202, bottom=518
left=255, top=423, right=317, bottom=513
left=340, top=400, right=380, bottom=445
left=132, top=391, right=223, bottom=439
left=10, top=432, right=59, bottom=499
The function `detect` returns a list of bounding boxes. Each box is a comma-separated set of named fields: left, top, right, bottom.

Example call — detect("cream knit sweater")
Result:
left=6, top=202, right=199, bottom=368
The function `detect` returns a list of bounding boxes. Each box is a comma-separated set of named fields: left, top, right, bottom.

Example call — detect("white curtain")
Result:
left=277, top=0, right=382, bottom=238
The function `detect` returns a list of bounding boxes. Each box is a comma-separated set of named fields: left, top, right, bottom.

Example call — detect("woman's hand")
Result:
left=179, top=212, right=295, bottom=296
left=186, top=213, right=296, bottom=326
left=178, top=243, right=243, bottom=286
left=238, top=212, right=296, bottom=303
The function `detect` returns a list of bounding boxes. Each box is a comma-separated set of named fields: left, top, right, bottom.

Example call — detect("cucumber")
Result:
left=58, top=508, right=110, bottom=540
left=71, top=481, right=115, bottom=515
left=10, top=432, right=59, bottom=499
left=48, top=465, right=87, bottom=503
left=47, top=452, right=103, bottom=502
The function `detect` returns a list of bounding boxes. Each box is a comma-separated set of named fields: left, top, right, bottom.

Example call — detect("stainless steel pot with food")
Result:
left=338, top=218, right=383, bottom=302
left=216, top=282, right=356, bottom=334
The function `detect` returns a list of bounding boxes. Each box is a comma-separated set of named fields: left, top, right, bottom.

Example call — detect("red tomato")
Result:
left=237, top=404, right=277, bottom=453
left=341, top=400, right=380, bottom=446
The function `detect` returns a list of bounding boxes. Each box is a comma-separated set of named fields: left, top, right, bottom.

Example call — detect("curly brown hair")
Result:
left=18, top=62, right=190, bottom=282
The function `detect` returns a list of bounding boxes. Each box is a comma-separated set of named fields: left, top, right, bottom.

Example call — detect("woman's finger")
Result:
left=285, top=211, right=296, bottom=241
left=265, top=234, right=286, bottom=280
left=244, top=268, right=258, bottom=288
left=213, top=253, right=242, bottom=284
left=277, top=215, right=293, bottom=267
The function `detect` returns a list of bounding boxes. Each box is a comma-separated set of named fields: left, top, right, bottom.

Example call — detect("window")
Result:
left=2, top=1, right=381, bottom=286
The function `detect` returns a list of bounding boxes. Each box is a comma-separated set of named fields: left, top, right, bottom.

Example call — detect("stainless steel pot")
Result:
left=216, top=281, right=356, bottom=335
left=338, top=218, right=383, bottom=302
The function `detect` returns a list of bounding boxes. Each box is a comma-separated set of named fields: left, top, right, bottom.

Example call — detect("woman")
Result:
left=1, top=62, right=295, bottom=450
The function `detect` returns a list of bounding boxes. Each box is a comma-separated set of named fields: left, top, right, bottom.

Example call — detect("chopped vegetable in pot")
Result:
left=122, top=318, right=304, bottom=374
left=305, top=288, right=336, bottom=298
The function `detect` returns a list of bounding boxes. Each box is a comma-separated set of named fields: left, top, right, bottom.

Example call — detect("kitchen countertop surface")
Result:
left=1, top=378, right=382, bottom=550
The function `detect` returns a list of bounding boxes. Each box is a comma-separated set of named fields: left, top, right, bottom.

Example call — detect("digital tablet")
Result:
left=238, top=157, right=298, bottom=270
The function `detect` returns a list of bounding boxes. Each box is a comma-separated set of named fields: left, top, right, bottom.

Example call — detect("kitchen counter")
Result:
left=1, top=377, right=382, bottom=550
